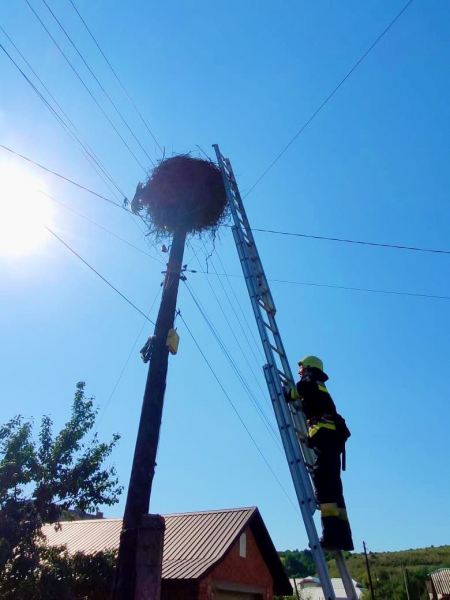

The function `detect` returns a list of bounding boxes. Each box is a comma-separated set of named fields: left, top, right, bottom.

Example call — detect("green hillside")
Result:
left=279, top=545, right=450, bottom=600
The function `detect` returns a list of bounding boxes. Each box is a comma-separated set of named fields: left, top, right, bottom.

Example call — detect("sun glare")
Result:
left=0, top=162, right=52, bottom=256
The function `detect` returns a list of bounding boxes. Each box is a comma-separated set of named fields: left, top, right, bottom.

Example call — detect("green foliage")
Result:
left=278, top=548, right=316, bottom=578
left=328, top=546, right=450, bottom=600
left=279, top=545, right=450, bottom=600
left=0, top=382, right=122, bottom=598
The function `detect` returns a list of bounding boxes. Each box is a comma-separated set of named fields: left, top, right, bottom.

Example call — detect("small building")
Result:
left=427, top=568, right=450, bottom=600
left=290, top=576, right=365, bottom=599
left=43, top=506, right=291, bottom=600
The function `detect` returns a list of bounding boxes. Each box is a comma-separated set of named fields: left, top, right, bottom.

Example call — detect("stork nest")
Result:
left=132, top=155, right=228, bottom=238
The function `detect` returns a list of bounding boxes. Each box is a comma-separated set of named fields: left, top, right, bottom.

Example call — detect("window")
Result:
left=239, top=533, right=247, bottom=557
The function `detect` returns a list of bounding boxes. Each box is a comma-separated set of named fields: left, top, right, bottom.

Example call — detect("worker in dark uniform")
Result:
left=286, top=355, right=354, bottom=552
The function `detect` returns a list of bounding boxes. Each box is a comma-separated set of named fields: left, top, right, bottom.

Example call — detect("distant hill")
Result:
left=279, top=545, right=450, bottom=599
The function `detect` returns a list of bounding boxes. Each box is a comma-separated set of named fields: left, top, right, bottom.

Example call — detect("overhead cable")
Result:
left=245, top=0, right=415, bottom=197
left=68, top=0, right=163, bottom=155
left=25, top=0, right=148, bottom=173
left=45, top=225, right=155, bottom=323
left=95, top=287, right=162, bottom=431
left=41, top=191, right=165, bottom=264
left=39, top=0, right=156, bottom=167
left=205, top=272, right=450, bottom=302
left=0, top=36, right=126, bottom=199
left=184, top=281, right=283, bottom=452
left=179, top=312, right=299, bottom=514
left=245, top=225, right=450, bottom=256
left=0, top=144, right=122, bottom=207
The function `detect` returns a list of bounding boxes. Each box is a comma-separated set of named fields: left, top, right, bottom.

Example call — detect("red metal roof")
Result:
left=42, top=507, right=254, bottom=580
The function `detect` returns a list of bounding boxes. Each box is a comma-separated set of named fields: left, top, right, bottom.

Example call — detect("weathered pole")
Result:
left=403, top=567, right=412, bottom=600
left=113, top=228, right=187, bottom=600
left=363, top=541, right=376, bottom=600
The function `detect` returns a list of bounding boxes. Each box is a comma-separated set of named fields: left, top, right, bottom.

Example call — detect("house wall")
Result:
left=199, top=526, right=273, bottom=600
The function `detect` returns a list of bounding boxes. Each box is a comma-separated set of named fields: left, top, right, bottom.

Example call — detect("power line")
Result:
left=45, top=225, right=155, bottom=323
left=25, top=0, right=148, bottom=173
left=245, top=0, right=415, bottom=197
left=179, top=312, right=299, bottom=514
left=243, top=225, right=450, bottom=256
left=184, top=279, right=282, bottom=451
left=95, top=287, right=162, bottom=431
left=39, top=0, right=156, bottom=167
left=0, top=143, right=123, bottom=207
left=205, top=271, right=450, bottom=302
left=213, top=249, right=266, bottom=362
left=0, top=34, right=126, bottom=199
left=68, top=0, right=163, bottom=155
left=41, top=191, right=166, bottom=264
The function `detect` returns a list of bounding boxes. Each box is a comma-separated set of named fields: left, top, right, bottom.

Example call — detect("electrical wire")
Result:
left=205, top=271, right=450, bottom=302
left=0, top=143, right=123, bottom=207
left=195, top=249, right=269, bottom=397
left=25, top=0, right=148, bottom=173
left=41, top=190, right=166, bottom=264
left=39, top=0, right=156, bottom=167
left=0, top=36, right=126, bottom=199
left=179, top=312, right=299, bottom=514
left=184, top=281, right=283, bottom=452
left=212, top=249, right=266, bottom=362
left=241, top=225, right=450, bottom=257
left=67, top=0, right=163, bottom=156
left=245, top=0, right=415, bottom=197
left=45, top=225, right=155, bottom=323
left=95, top=287, right=162, bottom=431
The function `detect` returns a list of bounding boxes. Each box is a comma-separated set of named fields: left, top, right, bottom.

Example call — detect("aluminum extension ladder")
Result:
left=213, top=144, right=357, bottom=600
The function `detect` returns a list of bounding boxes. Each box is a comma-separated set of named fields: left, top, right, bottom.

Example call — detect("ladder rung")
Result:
left=269, top=343, right=285, bottom=357
left=263, top=320, right=277, bottom=334
left=257, top=298, right=273, bottom=314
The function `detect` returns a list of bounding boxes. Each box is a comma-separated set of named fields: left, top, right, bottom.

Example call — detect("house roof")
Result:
left=292, top=577, right=364, bottom=599
left=430, top=568, right=450, bottom=595
left=42, top=506, right=292, bottom=596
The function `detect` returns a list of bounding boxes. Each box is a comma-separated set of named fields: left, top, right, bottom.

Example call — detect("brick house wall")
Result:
left=201, top=525, right=273, bottom=600
left=160, top=525, right=274, bottom=600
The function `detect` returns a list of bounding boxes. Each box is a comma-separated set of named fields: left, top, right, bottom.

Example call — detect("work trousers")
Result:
left=310, top=430, right=353, bottom=550
left=311, top=431, right=345, bottom=508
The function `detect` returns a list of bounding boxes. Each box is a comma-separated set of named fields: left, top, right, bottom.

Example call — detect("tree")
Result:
left=0, top=382, right=122, bottom=598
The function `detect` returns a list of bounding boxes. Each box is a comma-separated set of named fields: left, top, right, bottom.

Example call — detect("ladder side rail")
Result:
left=264, top=364, right=337, bottom=600
left=232, top=225, right=314, bottom=467
left=225, top=160, right=313, bottom=464
left=214, top=144, right=337, bottom=600
left=333, top=552, right=359, bottom=600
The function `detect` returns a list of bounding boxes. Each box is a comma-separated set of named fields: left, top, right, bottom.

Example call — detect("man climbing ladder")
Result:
left=286, top=355, right=354, bottom=552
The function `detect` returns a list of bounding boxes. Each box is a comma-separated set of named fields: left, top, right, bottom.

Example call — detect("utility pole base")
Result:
left=135, top=514, right=165, bottom=600
left=113, top=514, right=165, bottom=600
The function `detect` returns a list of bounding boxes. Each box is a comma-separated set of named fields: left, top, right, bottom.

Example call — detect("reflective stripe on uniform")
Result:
left=320, top=503, right=339, bottom=517
left=318, top=383, right=328, bottom=393
left=309, top=422, right=337, bottom=437
left=290, top=388, right=302, bottom=401
left=338, top=508, right=349, bottom=522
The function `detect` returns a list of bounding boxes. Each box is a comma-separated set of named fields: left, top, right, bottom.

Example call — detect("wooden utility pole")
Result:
left=113, top=228, right=187, bottom=600
left=403, top=567, right=412, bottom=600
left=363, top=541, right=376, bottom=600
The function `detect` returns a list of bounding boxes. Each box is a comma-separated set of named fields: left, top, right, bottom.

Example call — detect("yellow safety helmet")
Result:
left=298, top=355, right=324, bottom=371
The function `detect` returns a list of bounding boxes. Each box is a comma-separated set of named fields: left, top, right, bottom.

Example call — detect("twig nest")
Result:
left=134, top=155, right=228, bottom=236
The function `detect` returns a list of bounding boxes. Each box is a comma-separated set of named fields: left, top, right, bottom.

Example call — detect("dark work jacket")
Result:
left=295, top=367, right=337, bottom=420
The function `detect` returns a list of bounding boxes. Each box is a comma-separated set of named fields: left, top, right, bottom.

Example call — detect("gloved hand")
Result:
left=283, top=385, right=292, bottom=403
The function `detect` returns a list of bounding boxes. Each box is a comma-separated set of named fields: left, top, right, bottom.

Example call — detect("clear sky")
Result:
left=1, top=0, right=449, bottom=555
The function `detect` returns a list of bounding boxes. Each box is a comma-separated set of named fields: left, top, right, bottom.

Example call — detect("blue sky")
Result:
left=1, top=0, right=449, bottom=555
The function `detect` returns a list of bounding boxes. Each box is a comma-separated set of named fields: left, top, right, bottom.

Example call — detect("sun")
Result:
left=0, top=162, right=52, bottom=256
